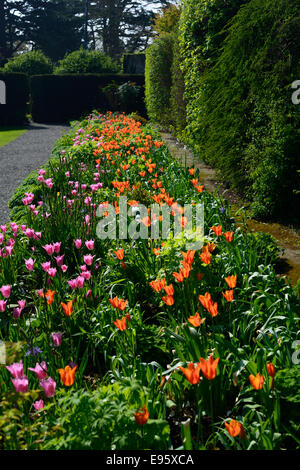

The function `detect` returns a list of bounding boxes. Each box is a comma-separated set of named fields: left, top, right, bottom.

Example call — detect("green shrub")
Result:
left=179, top=0, right=300, bottom=220
left=40, top=380, right=170, bottom=450
left=55, top=49, right=120, bottom=74
left=0, top=73, right=30, bottom=125
left=2, top=51, right=53, bottom=76
left=145, top=34, right=174, bottom=125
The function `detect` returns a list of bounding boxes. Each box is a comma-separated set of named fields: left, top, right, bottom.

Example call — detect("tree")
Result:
left=89, top=0, right=174, bottom=60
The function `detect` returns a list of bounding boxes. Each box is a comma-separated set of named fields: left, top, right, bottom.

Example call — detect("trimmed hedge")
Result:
left=30, top=74, right=146, bottom=123
left=0, top=73, right=30, bottom=125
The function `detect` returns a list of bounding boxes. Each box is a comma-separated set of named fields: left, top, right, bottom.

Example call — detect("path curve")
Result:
left=0, top=123, right=69, bottom=224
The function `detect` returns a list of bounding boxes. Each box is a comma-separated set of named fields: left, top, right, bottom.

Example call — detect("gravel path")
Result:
left=0, top=123, right=69, bottom=224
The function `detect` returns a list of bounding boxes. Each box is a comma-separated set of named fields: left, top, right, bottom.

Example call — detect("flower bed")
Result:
left=0, top=113, right=299, bottom=450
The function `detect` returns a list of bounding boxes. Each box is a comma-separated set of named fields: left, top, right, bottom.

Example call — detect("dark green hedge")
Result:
left=0, top=73, right=30, bottom=125
left=30, top=74, right=146, bottom=123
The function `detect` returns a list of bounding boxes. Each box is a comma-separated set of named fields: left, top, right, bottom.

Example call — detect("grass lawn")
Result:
left=0, top=126, right=27, bottom=147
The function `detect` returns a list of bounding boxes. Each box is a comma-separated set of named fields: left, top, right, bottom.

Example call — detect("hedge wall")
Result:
left=30, top=74, right=146, bottom=123
left=0, top=73, right=30, bottom=125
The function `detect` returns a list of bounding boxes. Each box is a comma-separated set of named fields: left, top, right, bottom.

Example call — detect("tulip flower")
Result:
left=134, top=406, right=149, bottom=426
left=249, top=373, right=264, bottom=390
left=0, top=300, right=7, bottom=312
left=199, top=355, right=219, bottom=380
left=51, top=332, right=62, bottom=347
left=222, top=290, right=234, bottom=302
left=85, top=240, right=95, bottom=250
left=0, top=285, right=11, bottom=298
left=198, top=293, right=212, bottom=310
left=114, top=249, right=124, bottom=260
left=6, top=361, right=24, bottom=378
left=33, top=400, right=45, bottom=412
left=109, top=297, right=128, bottom=311
left=211, top=225, right=222, bottom=236
left=225, top=419, right=246, bottom=439
left=11, top=376, right=28, bottom=393
left=53, top=242, right=61, bottom=253
left=113, top=316, right=127, bottom=331
left=41, top=262, right=51, bottom=272
left=188, top=312, right=203, bottom=327
left=43, top=244, right=55, bottom=255
left=162, top=295, right=174, bottom=306
left=200, top=251, right=211, bottom=265
left=149, top=279, right=166, bottom=292
left=83, top=254, right=94, bottom=266
left=61, top=300, right=73, bottom=316
left=58, top=365, right=77, bottom=386
left=44, top=290, right=56, bottom=305
left=224, top=231, right=233, bottom=242
left=25, top=258, right=35, bottom=271
left=74, top=239, right=82, bottom=249
left=267, top=363, right=276, bottom=378
left=225, top=275, right=237, bottom=289
left=179, top=362, right=201, bottom=384
left=40, top=377, right=56, bottom=397
left=164, top=284, right=174, bottom=296
left=28, top=362, right=48, bottom=380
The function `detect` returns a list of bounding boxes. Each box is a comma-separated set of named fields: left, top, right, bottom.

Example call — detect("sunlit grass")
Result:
left=0, top=127, right=27, bottom=147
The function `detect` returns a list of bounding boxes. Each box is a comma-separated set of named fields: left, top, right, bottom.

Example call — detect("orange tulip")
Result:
left=225, top=275, right=237, bottom=289
left=222, top=290, right=234, bottom=302
left=42, top=290, right=56, bottom=305
left=61, top=300, right=73, bottom=316
left=109, top=296, right=128, bottom=311
left=200, top=355, right=219, bottom=380
left=195, top=185, right=204, bottom=193
left=224, top=231, right=233, bottom=242
left=211, top=225, right=222, bottom=236
left=188, top=168, right=196, bottom=176
left=113, top=316, right=127, bottom=331
left=249, top=373, right=264, bottom=390
left=58, top=365, right=77, bottom=386
left=266, top=363, right=276, bottom=378
left=173, top=271, right=185, bottom=283
left=114, top=249, right=124, bottom=260
left=162, top=295, right=174, bottom=306
left=208, top=301, right=218, bottom=317
left=225, top=419, right=246, bottom=439
left=198, top=292, right=212, bottom=310
left=200, top=251, right=211, bottom=265
left=164, top=284, right=174, bottom=296
left=188, top=312, right=203, bottom=327
left=149, top=278, right=165, bottom=292
left=134, top=406, right=149, bottom=425
left=179, top=362, right=201, bottom=384
left=181, top=250, right=195, bottom=265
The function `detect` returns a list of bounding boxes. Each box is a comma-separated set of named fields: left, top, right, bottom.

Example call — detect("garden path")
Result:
left=0, top=123, right=69, bottom=224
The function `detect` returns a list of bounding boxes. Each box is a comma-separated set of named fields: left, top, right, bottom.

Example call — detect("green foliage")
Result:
left=40, top=381, right=170, bottom=450
left=145, top=34, right=174, bottom=125
left=179, top=0, right=300, bottom=220
left=55, top=49, right=120, bottom=75
left=2, top=51, right=53, bottom=76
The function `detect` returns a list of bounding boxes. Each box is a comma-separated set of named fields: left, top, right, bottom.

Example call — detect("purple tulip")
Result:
left=51, top=332, right=62, bottom=347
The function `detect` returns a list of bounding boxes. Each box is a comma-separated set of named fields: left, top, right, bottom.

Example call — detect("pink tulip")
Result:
left=74, top=239, right=82, bottom=249
left=43, top=244, right=54, bottom=255
left=81, top=271, right=91, bottom=281
left=25, top=258, right=35, bottom=271
left=0, top=225, right=7, bottom=232
left=28, top=362, right=47, bottom=380
left=86, top=289, right=92, bottom=299
left=18, top=300, right=26, bottom=310
left=40, top=377, right=56, bottom=397
left=68, top=279, right=77, bottom=289
left=76, top=276, right=85, bottom=288
left=0, top=285, right=11, bottom=298
left=61, top=265, right=68, bottom=273
left=33, top=399, right=45, bottom=411
left=55, top=255, right=64, bottom=266
left=6, top=361, right=24, bottom=378
left=51, top=332, right=62, bottom=347
left=83, top=254, right=94, bottom=266
left=0, top=300, right=7, bottom=312
left=53, top=242, right=61, bottom=254
left=48, top=268, right=57, bottom=277
left=0, top=233, right=4, bottom=244
left=13, top=307, right=22, bottom=319
left=11, top=376, right=28, bottom=393
left=42, top=262, right=51, bottom=272
left=85, top=240, right=94, bottom=250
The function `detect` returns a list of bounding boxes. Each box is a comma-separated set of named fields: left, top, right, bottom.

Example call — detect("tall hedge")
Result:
left=145, top=34, right=174, bottom=125
left=0, top=73, right=29, bottom=125
left=180, top=0, right=300, bottom=219
left=30, top=74, right=145, bottom=123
